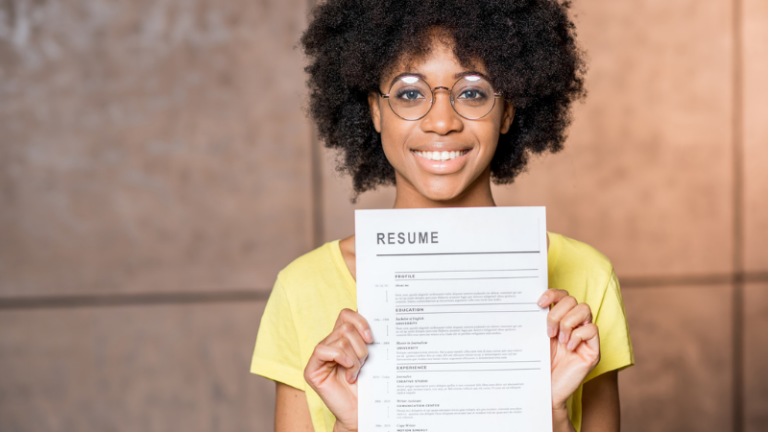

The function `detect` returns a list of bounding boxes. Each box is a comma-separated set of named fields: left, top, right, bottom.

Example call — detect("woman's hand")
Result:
left=538, top=289, right=601, bottom=413
left=304, top=308, right=373, bottom=432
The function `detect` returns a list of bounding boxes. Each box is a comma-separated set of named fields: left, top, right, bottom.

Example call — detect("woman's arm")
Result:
left=276, top=382, right=313, bottom=432
left=290, top=294, right=601, bottom=432
left=581, top=370, right=620, bottom=431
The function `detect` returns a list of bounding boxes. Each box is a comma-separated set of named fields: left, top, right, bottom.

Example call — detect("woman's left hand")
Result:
left=538, top=289, right=601, bottom=411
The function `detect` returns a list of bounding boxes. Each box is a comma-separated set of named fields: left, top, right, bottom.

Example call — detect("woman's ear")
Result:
left=500, top=101, right=515, bottom=134
left=368, top=91, right=382, bottom=133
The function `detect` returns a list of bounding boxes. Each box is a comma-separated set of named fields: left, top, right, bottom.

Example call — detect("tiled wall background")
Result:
left=0, top=0, right=765, bottom=431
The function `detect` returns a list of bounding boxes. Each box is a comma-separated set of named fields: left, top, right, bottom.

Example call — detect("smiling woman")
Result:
left=367, top=39, right=516, bottom=206
left=251, top=1, right=633, bottom=432
left=301, top=0, right=585, bottom=197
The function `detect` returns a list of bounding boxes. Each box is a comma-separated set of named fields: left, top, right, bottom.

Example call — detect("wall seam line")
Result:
left=731, top=0, right=745, bottom=430
left=0, top=290, right=271, bottom=310
left=2, top=272, right=767, bottom=311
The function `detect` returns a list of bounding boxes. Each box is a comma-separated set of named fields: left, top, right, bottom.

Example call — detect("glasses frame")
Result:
left=379, top=75, right=503, bottom=121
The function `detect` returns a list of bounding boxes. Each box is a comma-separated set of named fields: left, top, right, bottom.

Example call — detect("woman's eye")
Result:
left=398, top=90, right=425, bottom=100
left=458, top=89, right=485, bottom=99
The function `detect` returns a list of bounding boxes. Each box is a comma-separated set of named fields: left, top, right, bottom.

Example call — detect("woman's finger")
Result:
left=546, top=294, right=577, bottom=339
left=337, top=321, right=370, bottom=363
left=558, top=303, right=592, bottom=346
left=305, top=344, right=354, bottom=384
left=538, top=288, right=570, bottom=338
left=566, top=323, right=600, bottom=361
left=334, top=308, right=374, bottom=344
left=537, top=288, right=569, bottom=308
left=331, top=337, right=363, bottom=383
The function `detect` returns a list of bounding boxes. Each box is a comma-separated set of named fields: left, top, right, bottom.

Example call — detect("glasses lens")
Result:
left=451, top=75, right=496, bottom=119
left=388, top=76, right=432, bottom=120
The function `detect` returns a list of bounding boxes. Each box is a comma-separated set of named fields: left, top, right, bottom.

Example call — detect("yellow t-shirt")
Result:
left=251, top=232, right=634, bottom=432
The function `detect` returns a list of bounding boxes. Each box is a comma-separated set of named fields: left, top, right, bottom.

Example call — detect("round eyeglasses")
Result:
left=379, top=74, right=502, bottom=121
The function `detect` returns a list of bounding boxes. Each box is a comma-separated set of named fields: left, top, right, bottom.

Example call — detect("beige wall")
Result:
left=0, top=0, right=765, bottom=431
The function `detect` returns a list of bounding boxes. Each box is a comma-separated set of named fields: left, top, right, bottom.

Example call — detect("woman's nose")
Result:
left=420, top=88, right=463, bottom=135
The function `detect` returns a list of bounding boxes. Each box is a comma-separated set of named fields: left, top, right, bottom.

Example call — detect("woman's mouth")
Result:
left=412, top=149, right=470, bottom=162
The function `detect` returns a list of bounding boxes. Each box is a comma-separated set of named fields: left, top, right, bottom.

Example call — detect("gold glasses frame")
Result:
left=379, top=74, right=503, bottom=121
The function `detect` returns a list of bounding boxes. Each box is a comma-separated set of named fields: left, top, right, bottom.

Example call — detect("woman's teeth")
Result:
left=413, top=150, right=469, bottom=161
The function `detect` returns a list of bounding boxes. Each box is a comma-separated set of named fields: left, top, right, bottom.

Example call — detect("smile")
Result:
left=413, top=149, right=470, bottom=162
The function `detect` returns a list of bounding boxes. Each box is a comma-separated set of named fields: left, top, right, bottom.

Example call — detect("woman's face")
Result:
left=368, top=39, right=514, bottom=205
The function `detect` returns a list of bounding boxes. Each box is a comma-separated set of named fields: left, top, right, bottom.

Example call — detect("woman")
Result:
left=251, top=1, right=634, bottom=431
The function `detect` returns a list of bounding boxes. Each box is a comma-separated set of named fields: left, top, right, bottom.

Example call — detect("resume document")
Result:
left=356, top=207, right=552, bottom=432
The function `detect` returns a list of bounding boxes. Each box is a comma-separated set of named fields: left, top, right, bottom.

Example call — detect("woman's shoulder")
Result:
left=549, top=232, right=614, bottom=277
left=548, top=234, right=634, bottom=381
left=278, top=242, right=336, bottom=283
left=275, top=240, right=356, bottom=305
left=548, top=232, right=617, bottom=304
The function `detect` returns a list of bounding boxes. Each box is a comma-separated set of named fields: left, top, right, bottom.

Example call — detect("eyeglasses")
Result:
left=379, top=74, right=502, bottom=121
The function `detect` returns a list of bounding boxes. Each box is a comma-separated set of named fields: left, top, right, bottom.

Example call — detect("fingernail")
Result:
left=547, top=326, right=555, bottom=338
left=364, top=330, right=373, bottom=342
left=537, top=297, right=547, bottom=308
left=559, top=331, right=566, bottom=344
left=567, top=339, right=576, bottom=351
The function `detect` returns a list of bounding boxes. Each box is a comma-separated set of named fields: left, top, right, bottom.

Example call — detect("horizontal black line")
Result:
left=396, top=303, right=538, bottom=307
left=399, top=368, right=541, bottom=373
left=378, top=251, right=539, bottom=257
left=403, top=276, right=538, bottom=281
left=397, top=361, right=541, bottom=365
left=396, top=310, right=539, bottom=315
left=394, top=269, right=538, bottom=274
left=0, top=290, right=269, bottom=310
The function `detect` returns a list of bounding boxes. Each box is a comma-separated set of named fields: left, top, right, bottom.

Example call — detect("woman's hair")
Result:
left=301, top=0, right=586, bottom=196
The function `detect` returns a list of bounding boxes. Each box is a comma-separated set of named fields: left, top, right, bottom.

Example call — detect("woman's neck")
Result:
left=392, top=168, right=496, bottom=209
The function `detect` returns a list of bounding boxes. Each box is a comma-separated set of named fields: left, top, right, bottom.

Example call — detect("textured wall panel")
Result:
left=745, top=283, right=768, bottom=432
left=0, top=0, right=313, bottom=296
left=619, top=285, right=732, bottom=432
left=321, top=147, right=395, bottom=244
left=494, top=0, right=734, bottom=279
left=743, top=0, right=768, bottom=273
left=0, top=301, right=274, bottom=432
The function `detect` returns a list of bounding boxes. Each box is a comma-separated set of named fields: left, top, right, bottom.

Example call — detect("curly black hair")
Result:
left=301, top=0, right=586, bottom=196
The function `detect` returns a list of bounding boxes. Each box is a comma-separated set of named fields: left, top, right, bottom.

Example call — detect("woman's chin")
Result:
left=415, top=182, right=467, bottom=203
left=395, top=170, right=482, bottom=205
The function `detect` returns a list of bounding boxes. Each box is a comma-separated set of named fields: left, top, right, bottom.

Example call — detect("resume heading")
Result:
left=377, top=231, right=439, bottom=245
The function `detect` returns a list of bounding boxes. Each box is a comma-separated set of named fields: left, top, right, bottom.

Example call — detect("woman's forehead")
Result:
left=381, top=40, right=487, bottom=86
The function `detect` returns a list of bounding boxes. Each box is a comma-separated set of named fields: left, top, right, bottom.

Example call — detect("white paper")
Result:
left=355, top=207, right=552, bottom=432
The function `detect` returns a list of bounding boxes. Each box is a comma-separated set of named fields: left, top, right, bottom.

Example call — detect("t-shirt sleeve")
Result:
left=585, top=270, right=635, bottom=382
left=250, top=275, right=307, bottom=391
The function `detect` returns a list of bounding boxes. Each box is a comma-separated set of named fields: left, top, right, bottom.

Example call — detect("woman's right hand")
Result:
left=304, top=308, right=373, bottom=432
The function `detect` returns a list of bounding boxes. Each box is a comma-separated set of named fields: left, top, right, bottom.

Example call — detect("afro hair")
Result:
left=301, top=0, right=586, bottom=195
